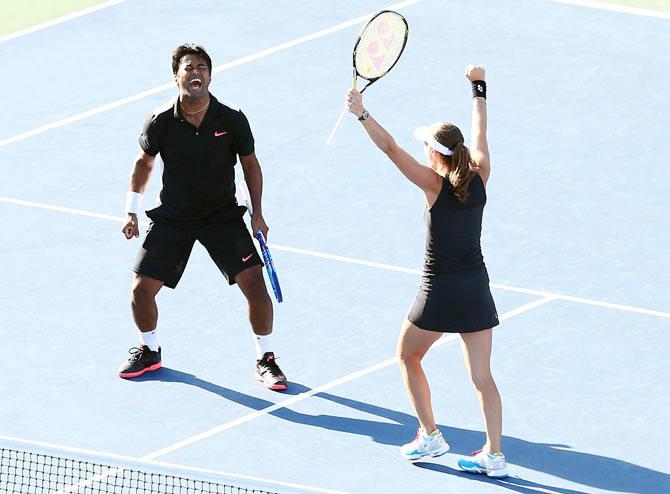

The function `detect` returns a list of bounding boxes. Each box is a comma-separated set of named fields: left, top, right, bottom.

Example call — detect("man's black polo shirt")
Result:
left=138, top=94, right=254, bottom=224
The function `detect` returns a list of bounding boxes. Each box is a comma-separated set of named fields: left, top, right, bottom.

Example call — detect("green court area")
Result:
left=604, top=0, right=670, bottom=10
left=0, top=0, right=110, bottom=37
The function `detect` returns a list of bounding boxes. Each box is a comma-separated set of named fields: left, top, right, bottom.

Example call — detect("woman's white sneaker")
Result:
left=400, top=428, right=450, bottom=461
left=458, top=450, right=508, bottom=478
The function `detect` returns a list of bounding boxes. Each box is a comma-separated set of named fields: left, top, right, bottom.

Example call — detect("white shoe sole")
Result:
left=459, top=465, right=508, bottom=478
left=254, top=371, right=288, bottom=390
left=486, top=468, right=508, bottom=478
left=401, top=443, right=450, bottom=461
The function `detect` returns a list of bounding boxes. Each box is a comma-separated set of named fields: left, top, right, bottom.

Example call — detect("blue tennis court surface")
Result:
left=1, top=1, right=668, bottom=493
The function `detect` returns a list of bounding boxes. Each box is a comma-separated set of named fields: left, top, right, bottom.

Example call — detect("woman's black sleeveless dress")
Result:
left=407, top=173, right=499, bottom=333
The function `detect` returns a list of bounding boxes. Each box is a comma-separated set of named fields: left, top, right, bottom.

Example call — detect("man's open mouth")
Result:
left=189, top=78, right=202, bottom=89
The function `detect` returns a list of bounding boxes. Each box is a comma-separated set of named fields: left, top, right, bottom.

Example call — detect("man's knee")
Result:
left=237, top=267, right=269, bottom=301
left=131, top=276, right=161, bottom=306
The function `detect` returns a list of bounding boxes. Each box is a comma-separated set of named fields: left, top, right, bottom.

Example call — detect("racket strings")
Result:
left=355, top=13, right=408, bottom=80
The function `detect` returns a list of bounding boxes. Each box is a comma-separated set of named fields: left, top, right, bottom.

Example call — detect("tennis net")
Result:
left=0, top=436, right=293, bottom=494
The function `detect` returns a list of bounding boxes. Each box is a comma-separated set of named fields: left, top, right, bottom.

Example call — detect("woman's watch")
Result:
left=358, top=110, right=370, bottom=121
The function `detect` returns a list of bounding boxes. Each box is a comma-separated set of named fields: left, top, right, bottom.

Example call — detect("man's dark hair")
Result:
left=172, top=43, right=212, bottom=75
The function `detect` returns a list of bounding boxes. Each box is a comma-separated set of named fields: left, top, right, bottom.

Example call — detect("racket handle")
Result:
left=325, top=104, right=348, bottom=146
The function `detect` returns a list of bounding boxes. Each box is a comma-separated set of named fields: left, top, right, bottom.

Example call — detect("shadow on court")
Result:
left=413, top=462, right=589, bottom=494
left=135, top=368, right=667, bottom=494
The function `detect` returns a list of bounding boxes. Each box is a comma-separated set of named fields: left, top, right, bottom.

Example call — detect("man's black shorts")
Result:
left=133, top=218, right=262, bottom=288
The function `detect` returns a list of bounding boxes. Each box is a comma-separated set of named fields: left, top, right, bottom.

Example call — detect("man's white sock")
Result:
left=140, top=329, right=159, bottom=352
left=253, top=333, right=272, bottom=360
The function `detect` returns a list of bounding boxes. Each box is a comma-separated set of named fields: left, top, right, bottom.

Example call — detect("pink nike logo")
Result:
left=214, top=130, right=228, bottom=137
left=242, top=254, right=253, bottom=262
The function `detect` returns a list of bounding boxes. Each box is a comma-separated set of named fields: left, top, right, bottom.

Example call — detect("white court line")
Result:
left=276, top=245, right=670, bottom=319
left=1, top=194, right=668, bottom=320
left=545, top=0, right=670, bottom=18
left=0, top=298, right=554, bottom=492
left=0, top=0, right=128, bottom=44
left=3, top=295, right=551, bottom=490
left=0, top=196, right=123, bottom=222
left=0, top=435, right=348, bottom=494
left=142, top=296, right=556, bottom=460
left=0, top=0, right=423, bottom=149
left=0, top=0, right=664, bottom=150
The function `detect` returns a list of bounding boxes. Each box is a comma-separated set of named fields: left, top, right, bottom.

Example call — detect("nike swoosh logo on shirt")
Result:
left=242, top=254, right=253, bottom=262
left=214, top=130, right=228, bottom=137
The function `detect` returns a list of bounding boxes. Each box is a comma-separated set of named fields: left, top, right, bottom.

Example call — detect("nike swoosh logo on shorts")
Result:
left=214, top=130, right=228, bottom=137
left=242, top=254, right=253, bottom=262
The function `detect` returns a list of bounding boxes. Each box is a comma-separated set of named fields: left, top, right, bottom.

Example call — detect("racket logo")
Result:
left=366, top=36, right=397, bottom=71
left=361, top=15, right=402, bottom=73
left=214, top=130, right=228, bottom=137
left=377, top=20, right=389, bottom=34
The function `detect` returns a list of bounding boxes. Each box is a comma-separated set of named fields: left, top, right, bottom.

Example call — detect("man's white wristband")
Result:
left=125, top=191, right=143, bottom=215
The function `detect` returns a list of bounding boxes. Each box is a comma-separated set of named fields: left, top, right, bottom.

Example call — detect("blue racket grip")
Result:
left=255, top=230, right=283, bottom=303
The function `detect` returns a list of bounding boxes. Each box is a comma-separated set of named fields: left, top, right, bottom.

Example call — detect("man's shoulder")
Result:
left=212, top=97, right=253, bottom=133
left=148, top=99, right=176, bottom=121
left=213, top=96, right=242, bottom=113
left=212, top=96, right=252, bottom=122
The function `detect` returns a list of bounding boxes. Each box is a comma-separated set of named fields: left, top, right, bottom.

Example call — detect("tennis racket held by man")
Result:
left=238, top=180, right=283, bottom=303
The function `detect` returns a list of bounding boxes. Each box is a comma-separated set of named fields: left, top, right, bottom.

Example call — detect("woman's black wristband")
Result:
left=471, top=80, right=486, bottom=99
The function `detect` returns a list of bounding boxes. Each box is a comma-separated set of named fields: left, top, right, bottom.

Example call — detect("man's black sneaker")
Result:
left=118, top=346, right=161, bottom=379
left=255, top=352, right=287, bottom=390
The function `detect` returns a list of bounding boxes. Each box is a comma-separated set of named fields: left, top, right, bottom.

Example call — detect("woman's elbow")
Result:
left=382, top=139, right=400, bottom=157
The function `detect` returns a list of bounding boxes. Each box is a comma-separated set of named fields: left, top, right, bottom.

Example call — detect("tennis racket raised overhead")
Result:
left=238, top=180, right=283, bottom=303
left=325, top=10, right=409, bottom=145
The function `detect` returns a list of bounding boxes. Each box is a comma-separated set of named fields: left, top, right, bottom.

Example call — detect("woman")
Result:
left=346, top=65, right=507, bottom=478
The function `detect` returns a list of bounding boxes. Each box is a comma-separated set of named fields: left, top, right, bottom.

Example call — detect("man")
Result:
left=118, top=43, right=287, bottom=390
